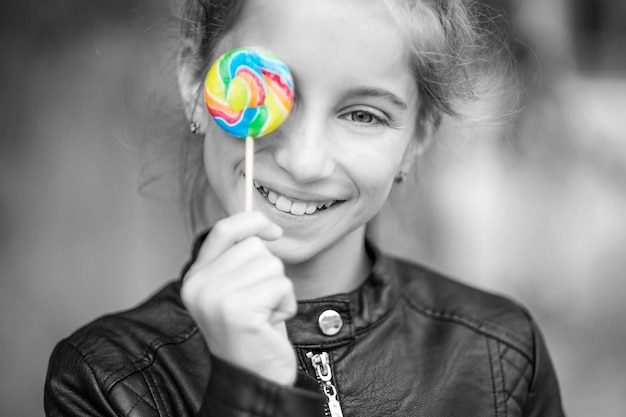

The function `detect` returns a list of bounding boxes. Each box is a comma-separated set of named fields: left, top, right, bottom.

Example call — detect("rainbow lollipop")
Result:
left=204, top=47, right=295, bottom=211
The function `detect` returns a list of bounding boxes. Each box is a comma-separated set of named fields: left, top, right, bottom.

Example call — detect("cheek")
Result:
left=349, top=142, right=408, bottom=181
left=347, top=154, right=398, bottom=203
left=203, top=128, right=245, bottom=172
left=345, top=138, right=411, bottom=204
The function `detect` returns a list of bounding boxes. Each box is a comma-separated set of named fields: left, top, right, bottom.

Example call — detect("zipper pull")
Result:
left=307, top=352, right=344, bottom=417
left=325, top=388, right=344, bottom=417
left=308, top=351, right=332, bottom=381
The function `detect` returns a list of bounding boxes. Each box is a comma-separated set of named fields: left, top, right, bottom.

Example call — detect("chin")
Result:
left=265, top=236, right=324, bottom=265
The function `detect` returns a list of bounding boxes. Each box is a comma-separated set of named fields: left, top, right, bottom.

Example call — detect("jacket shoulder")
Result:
left=389, top=256, right=535, bottom=360
left=388, top=257, right=564, bottom=414
left=54, top=280, right=198, bottom=391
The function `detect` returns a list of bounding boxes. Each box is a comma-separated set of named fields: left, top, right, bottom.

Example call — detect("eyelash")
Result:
left=341, top=109, right=391, bottom=127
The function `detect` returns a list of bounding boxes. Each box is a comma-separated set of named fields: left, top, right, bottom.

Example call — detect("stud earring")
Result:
left=190, top=121, right=200, bottom=134
left=394, top=171, right=408, bottom=183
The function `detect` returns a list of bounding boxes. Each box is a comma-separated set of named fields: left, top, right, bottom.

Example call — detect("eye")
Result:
left=351, top=111, right=374, bottom=123
left=340, top=109, right=390, bottom=127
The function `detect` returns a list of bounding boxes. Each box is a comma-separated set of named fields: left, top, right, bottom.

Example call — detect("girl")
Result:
left=45, top=0, right=565, bottom=416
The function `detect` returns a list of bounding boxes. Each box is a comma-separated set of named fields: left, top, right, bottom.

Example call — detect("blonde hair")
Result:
left=383, top=0, right=518, bottom=129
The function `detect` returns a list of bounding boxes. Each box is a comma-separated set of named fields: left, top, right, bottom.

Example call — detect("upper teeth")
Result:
left=254, top=181, right=336, bottom=216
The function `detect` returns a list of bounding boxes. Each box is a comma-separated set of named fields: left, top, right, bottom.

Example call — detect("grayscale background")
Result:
left=1, top=0, right=625, bottom=415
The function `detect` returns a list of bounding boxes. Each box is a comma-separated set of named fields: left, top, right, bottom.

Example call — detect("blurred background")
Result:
left=1, top=0, right=624, bottom=415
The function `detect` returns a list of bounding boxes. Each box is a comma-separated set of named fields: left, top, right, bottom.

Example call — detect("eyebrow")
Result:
left=344, top=86, right=408, bottom=110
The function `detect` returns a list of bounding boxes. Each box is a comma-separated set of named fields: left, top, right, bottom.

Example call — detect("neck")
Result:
left=286, top=226, right=371, bottom=300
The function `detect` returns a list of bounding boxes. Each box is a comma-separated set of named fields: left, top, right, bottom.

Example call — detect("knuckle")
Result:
left=277, top=276, right=295, bottom=296
left=265, top=256, right=285, bottom=274
left=244, top=236, right=265, bottom=252
left=210, top=221, right=229, bottom=240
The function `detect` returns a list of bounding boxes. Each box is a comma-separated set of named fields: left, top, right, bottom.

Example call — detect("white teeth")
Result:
left=275, top=196, right=292, bottom=212
left=290, top=201, right=307, bottom=215
left=254, top=182, right=338, bottom=215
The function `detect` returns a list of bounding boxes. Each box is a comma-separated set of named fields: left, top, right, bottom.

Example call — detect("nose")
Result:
left=272, top=106, right=335, bottom=183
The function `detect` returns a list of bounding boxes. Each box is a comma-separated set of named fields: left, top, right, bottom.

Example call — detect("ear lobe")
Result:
left=177, top=40, right=204, bottom=122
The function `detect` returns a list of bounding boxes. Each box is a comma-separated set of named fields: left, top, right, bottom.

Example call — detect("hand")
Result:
left=181, top=212, right=297, bottom=386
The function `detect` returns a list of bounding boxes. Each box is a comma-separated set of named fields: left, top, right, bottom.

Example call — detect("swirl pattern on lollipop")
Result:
left=204, top=47, right=294, bottom=139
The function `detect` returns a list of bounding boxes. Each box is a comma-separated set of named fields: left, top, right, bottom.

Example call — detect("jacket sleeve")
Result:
left=199, top=354, right=326, bottom=417
left=522, top=314, right=566, bottom=417
left=44, top=341, right=121, bottom=417
left=45, top=340, right=326, bottom=417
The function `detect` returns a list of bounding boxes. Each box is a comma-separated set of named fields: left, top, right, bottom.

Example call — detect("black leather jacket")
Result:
left=45, top=236, right=565, bottom=416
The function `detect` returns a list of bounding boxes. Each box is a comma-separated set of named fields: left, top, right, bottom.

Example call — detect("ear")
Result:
left=177, top=39, right=207, bottom=129
left=398, top=118, right=435, bottom=175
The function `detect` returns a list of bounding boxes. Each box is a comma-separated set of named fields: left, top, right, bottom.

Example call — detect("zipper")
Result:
left=306, top=351, right=344, bottom=417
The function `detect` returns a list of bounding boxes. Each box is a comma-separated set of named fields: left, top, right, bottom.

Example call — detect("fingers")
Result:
left=182, top=238, right=286, bottom=311
left=181, top=211, right=292, bottom=323
left=202, top=271, right=297, bottom=331
left=236, top=273, right=297, bottom=326
left=197, top=211, right=282, bottom=265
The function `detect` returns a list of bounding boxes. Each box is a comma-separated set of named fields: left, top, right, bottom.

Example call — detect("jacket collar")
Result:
left=286, top=242, right=399, bottom=348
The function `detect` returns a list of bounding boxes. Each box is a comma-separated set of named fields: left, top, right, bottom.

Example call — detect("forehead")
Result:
left=219, top=0, right=412, bottom=92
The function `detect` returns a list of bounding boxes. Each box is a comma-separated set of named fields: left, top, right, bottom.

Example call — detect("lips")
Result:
left=254, top=180, right=340, bottom=216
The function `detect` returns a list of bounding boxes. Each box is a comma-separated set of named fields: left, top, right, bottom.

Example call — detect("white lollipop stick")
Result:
left=245, top=137, right=254, bottom=212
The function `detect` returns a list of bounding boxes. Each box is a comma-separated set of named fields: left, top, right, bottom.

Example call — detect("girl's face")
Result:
left=200, top=0, right=421, bottom=264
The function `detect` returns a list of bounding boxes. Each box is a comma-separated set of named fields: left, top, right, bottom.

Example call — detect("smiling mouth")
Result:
left=253, top=181, right=341, bottom=216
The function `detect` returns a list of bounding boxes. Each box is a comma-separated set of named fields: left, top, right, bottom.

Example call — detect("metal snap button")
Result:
left=318, top=309, right=343, bottom=336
